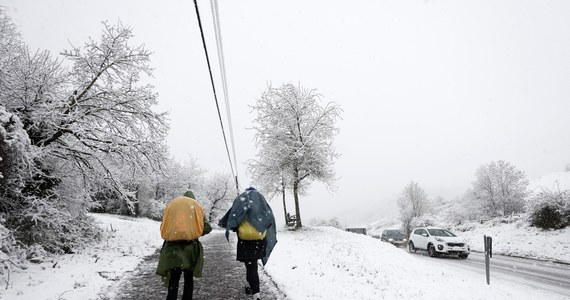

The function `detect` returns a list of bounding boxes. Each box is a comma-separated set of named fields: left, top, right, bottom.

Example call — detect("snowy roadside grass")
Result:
left=452, top=216, right=570, bottom=264
left=264, top=226, right=568, bottom=300
left=2, top=213, right=568, bottom=300
left=1, top=213, right=162, bottom=300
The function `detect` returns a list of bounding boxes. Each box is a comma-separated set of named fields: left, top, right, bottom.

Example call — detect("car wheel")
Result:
left=408, top=241, right=416, bottom=253
left=428, top=244, right=438, bottom=257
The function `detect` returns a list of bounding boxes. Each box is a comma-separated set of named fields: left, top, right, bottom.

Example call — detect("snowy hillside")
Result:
left=529, top=171, right=570, bottom=192
left=452, top=215, right=570, bottom=263
left=2, top=213, right=569, bottom=299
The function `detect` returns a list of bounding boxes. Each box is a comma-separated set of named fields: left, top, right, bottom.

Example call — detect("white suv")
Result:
left=408, top=227, right=470, bottom=259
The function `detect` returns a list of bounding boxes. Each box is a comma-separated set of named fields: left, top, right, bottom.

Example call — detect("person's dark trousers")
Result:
left=166, top=267, right=194, bottom=300
left=244, top=260, right=260, bottom=294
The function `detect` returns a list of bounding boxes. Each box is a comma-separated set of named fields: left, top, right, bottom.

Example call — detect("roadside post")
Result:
left=484, top=235, right=493, bottom=285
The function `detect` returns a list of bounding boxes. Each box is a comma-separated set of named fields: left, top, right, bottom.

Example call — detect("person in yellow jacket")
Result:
left=156, top=191, right=212, bottom=300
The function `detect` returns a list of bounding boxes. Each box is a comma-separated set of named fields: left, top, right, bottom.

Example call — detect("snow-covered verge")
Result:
left=451, top=215, right=570, bottom=264
left=456, top=171, right=570, bottom=263
left=368, top=213, right=570, bottom=265
left=264, top=226, right=567, bottom=300
left=1, top=213, right=163, bottom=300
left=1, top=213, right=568, bottom=300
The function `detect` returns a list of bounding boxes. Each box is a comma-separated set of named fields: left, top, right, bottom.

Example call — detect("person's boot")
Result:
left=252, top=292, right=261, bottom=300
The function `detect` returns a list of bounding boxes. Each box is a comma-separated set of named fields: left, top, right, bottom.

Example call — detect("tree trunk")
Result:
left=293, top=180, right=302, bottom=228
left=134, top=185, right=140, bottom=216
left=282, top=177, right=288, bottom=226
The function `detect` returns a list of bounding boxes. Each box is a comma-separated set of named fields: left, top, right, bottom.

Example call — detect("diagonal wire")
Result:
left=211, top=0, right=240, bottom=193
left=192, top=0, right=236, bottom=182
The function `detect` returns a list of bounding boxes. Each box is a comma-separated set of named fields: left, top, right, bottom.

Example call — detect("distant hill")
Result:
left=528, top=171, right=570, bottom=192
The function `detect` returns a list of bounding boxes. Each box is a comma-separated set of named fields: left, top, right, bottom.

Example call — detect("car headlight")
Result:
left=403, top=239, right=407, bottom=242
left=435, top=237, right=444, bottom=242
left=388, top=238, right=394, bottom=242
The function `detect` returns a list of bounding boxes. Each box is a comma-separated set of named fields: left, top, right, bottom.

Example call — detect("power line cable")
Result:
left=211, top=0, right=240, bottom=194
left=192, top=0, right=236, bottom=184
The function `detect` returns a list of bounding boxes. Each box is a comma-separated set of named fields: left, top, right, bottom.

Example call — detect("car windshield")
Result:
left=427, top=229, right=456, bottom=237
left=386, top=230, right=405, bottom=238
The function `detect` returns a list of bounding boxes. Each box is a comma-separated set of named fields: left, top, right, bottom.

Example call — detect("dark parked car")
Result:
left=380, top=229, right=407, bottom=247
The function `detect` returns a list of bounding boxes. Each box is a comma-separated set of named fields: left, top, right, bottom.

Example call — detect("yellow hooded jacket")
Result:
left=160, top=196, right=205, bottom=241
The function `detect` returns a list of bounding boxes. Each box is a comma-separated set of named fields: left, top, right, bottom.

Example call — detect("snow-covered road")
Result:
left=408, top=249, right=570, bottom=298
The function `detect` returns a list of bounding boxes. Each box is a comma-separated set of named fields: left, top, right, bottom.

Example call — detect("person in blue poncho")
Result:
left=218, top=187, right=277, bottom=300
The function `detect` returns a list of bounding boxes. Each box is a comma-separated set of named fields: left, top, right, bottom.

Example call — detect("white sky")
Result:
left=3, top=0, right=570, bottom=224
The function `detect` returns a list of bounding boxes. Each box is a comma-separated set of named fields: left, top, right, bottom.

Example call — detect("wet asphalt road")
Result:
left=407, top=247, right=570, bottom=298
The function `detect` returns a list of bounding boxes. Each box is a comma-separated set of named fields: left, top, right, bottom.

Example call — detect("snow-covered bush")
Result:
left=527, top=188, right=570, bottom=229
left=0, top=108, right=32, bottom=199
left=12, top=195, right=100, bottom=254
left=437, top=190, right=487, bottom=226
left=309, top=217, right=344, bottom=229
left=0, top=215, right=27, bottom=289
left=410, top=213, right=438, bottom=228
left=138, top=199, right=165, bottom=221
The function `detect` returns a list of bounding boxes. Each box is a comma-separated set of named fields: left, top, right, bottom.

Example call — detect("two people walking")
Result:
left=156, top=187, right=276, bottom=300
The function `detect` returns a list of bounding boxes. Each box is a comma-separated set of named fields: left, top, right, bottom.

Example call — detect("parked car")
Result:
left=408, top=227, right=470, bottom=259
left=380, top=229, right=407, bottom=247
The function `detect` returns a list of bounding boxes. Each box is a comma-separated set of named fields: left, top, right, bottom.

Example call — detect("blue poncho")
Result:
left=218, top=187, right=277, bottom=265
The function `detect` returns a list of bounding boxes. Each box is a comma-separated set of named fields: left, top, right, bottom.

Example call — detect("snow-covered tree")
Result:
left=4, top=20, right=169, bottom=196
left=1, top=13, right=170, bottom=254
left=200, top=172, right=235, bottom=224
left=0, top=10, right=23, bottom=89
left=248, top=153, right=293, bottom=224
left=52, top=21, right=167, bottom=177
left=88, top=155, right=206, bottom=221
left=471, top=160, right=529, bottom=217
left=398, top=181, right=431, bottom=236
left=249, top=83, right=341, bottom=228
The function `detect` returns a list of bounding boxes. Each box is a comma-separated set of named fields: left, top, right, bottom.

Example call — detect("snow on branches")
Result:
left=1, top=12, right=169, bottom=257
left=249, top=83, right=342, bottom=228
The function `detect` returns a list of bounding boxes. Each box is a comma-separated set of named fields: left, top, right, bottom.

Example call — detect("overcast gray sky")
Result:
left=4, top=0, right=570, bottom=225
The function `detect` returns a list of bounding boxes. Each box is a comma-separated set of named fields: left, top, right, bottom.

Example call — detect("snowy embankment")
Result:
left=447, top=171, right=570, bottom=264
left=2, top=214, right=163, bottom=300
left=265, top=226, right=567, bottom=300
left=2, top=213, right=568, bottom=299
left=452, top=216, right=570, bottom=264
